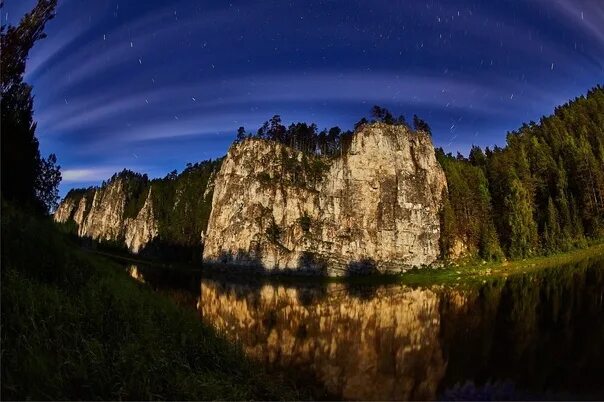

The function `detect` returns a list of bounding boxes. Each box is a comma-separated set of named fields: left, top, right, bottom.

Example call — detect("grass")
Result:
left=398, top=242, right=604, bottom=287
left=1, top=202, right=303, bottom=400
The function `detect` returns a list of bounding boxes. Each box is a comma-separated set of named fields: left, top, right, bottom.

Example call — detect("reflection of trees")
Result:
left=439, top=257, right=604, bottom=398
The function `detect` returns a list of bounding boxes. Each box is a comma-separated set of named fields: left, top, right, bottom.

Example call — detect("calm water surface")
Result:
left=128, top=256, right=604, bottom=400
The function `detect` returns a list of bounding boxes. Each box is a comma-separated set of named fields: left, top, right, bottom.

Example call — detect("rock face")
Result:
left=125, top=188, right=158, bottom=253
left=55, top=124, right=446, bottom=273
left=203, top=123, right=447, bottom=275
left=54, top=178, right=158, bottom=253
left=54, top=162, right=221, bottom=257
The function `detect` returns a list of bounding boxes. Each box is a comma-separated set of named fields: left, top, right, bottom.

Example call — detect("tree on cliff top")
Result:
left=413, top=114, right=432, bottom=135
left=1, top=0, right=61, bottom=213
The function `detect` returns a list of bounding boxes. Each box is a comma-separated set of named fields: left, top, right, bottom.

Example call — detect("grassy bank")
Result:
left=399, top=242, right=604, bottom=287
left=0, top=203, right=302, bottom=400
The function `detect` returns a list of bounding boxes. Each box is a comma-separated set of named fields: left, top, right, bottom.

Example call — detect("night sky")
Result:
left=4, top=0, right=604, bottom=196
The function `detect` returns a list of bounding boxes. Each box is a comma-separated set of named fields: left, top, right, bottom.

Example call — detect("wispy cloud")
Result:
left=12, top=0, right=601, bottom=197
left=62, top=166, right=127, bottom=183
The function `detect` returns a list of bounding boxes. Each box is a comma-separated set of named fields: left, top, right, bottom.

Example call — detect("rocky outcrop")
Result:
left=54, top=162, right=220, bottom=257
left=203, top=123, right=447, bottom=275
left=125, top=188, right=158, bottom=253
left=79, top=179, right=128, bottom=242
left=54, top=177, right=157, bottom=253
left=54, top=190, right=94, bottom=230
left=55, top=124, right=446, bottom=273
left=53, top=197, right=77, bottom=223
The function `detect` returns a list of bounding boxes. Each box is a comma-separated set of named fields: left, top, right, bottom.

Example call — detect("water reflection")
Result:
left=130, top=256, right=604, bottom=400
left=128, top=264, right=146, bottom=283
left=201, top=281, right=446, bottom=399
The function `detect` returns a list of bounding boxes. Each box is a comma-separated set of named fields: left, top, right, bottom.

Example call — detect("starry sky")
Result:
left=4, top=0, right=604, bottom=196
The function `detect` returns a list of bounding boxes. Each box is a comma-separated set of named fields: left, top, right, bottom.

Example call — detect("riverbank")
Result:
left=0, top=203, right=303, bottom=400
left=400, top=242, right=604, bottom=286
left=90, top=236, right=604, bottom=289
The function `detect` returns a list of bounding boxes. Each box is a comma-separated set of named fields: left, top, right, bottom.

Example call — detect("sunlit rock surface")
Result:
left=203, top=123, right=447, bottom=274
left=54, top=178, right=157, bottom=253
left=125, top=188, right=158, bottom=253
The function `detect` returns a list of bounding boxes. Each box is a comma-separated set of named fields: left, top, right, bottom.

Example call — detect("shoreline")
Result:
left=399, top=241, right=604, bottom=286
left=91, top=241, right=604, bottom=287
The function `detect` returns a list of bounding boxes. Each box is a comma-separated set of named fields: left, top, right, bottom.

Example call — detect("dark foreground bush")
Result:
left=1, top=203, right=301, bottom=400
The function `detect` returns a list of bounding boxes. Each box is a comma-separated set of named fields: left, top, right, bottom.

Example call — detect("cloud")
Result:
left=38, top=67, right=574, bottom=148
left=62, top=166, right=140, bottom=183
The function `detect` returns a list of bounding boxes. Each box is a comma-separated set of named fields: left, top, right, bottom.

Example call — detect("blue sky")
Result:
left=4, top=0, right=604, bottom=196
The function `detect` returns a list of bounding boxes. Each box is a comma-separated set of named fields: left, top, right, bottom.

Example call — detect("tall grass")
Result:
left=1, top=202, right=301, bottom=400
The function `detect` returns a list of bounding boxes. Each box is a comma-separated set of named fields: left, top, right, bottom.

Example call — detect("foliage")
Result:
left=35, top=153, right=62, bottom=212
left=257, top=171, right=272, bottom=184
left=438, top=85, right=604, bottom=260
left=1, top=0, right=60, bottom=214
left=150, top=160, right=222, bottom=256
left=116, top=170, right=151, bottom=219
left=236, top=105, right=421, bottom=159
left=412, top=114, right=432, bottom=135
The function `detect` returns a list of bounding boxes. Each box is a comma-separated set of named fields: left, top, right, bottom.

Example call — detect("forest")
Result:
left=438, top=86, right=604, bottom=260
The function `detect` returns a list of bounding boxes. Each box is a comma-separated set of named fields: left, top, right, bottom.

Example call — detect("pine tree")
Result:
left=543, top=197, right=562, bottom=253
left=505, top=177, right=538, bottom=258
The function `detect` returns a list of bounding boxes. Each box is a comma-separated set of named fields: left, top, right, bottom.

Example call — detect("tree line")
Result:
left=234, top=106, right=432, bottom=156
left=438, top=85, right=604, bottom=260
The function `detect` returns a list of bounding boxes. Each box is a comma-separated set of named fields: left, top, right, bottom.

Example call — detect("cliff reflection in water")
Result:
left=201, top=281, right=446, bottom=400
left=125, top=256, right=604, bottom=399
left=196, top=257, right=604, bottom=400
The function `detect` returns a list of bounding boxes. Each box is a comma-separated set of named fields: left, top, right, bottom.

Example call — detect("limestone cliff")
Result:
left=54, top=160, right=220, bottom=256
left=203, top=123, right=447, bottom=275
left=125, top=188, right=158, bottom=253
left=54, top=177, right=158, bottom=253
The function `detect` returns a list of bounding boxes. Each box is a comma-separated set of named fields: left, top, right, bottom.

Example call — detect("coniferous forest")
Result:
left=235, top=88, right=604, bottom=263
left=438, top=86, right=604, bottom=260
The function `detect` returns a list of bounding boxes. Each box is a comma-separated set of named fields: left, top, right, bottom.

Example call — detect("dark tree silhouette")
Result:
left=354, top=117, right=368, bottom=130
left=35, top=153, right=62, bottom=212
left=236, top=126, right=247, bottom=142
left=370, top=105, right=394, bottom=123
left=412, top=114, right=432, bottom=135
left=1, top=0, right=60, bottom=213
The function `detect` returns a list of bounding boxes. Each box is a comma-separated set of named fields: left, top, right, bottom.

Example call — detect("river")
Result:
left=126, top=255, right=604, bottom=400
